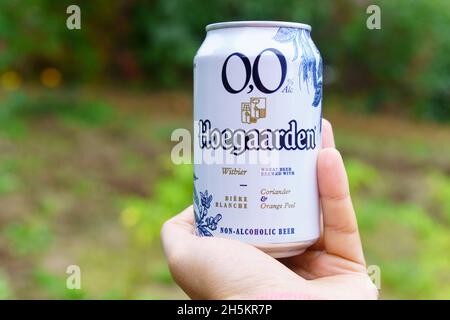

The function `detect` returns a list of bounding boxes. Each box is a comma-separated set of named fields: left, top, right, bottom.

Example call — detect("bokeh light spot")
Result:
left=41, top=68, right=62, bottom=88
left=121, top=207, right=141, bottom=228
left=1, top=71, right=22, bottom=91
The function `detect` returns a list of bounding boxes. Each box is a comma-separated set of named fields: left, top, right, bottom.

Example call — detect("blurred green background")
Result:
left=0, top=0, right=449, bottom=299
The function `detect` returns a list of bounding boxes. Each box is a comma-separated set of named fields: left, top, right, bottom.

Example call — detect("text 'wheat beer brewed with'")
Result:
left=193, top=21, right=323, bottom=258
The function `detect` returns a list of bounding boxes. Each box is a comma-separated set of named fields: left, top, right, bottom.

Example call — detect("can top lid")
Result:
left=206, top=21, right=311, bottom=32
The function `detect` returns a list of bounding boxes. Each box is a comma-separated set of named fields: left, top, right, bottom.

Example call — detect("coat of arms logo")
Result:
left=241, top=97, right=267, bottom=124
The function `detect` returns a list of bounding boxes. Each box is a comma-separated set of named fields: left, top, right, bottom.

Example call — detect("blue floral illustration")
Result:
left=200, top=190, right=212, bottom=209
left=273, top=27, right=323, bottom=110
left=193, top=175, right=222, bottom=236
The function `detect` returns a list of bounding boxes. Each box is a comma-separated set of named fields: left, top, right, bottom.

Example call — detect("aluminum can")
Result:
left=193, top=21, right=323, bottom=258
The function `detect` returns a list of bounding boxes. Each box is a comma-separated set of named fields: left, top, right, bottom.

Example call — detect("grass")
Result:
left=0, top=89, right=449, bottom=299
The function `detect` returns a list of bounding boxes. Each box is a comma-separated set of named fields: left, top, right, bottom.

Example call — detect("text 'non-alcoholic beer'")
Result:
left=193, top=21, right=323, bottom=258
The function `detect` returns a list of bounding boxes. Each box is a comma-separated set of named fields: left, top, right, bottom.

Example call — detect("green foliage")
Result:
left=4, top=222, right=53, bottom=256
left=120, top=162, right=193, bottom=246
left=1, top=1, right=449, bottom=120
left=0, top=1, right=101, bottom=81
left=345, top=158, right=379, bottom=194
left=426, top=171, right=450, bottom=224
left=0, top=91, right=116, bottom=136
left=0, top=167, right=20, bottom=194
left=149, top=262, right=174, bottom=285
left=0, top=270, right=13, bottom=299
left=33, top=269, right=86, bottom=299
left=0, top=158, right=20, bottom=194
left=0, top=92, right=28, bottom=138
left=133, top=0, right=331, bottom=86
left=101, top=289, right=127, bottom=300
left=356, top=198, right=450, bottom=299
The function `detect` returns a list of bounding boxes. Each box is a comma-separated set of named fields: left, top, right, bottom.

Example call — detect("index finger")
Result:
left=322, top=118, right=335, bottom=149
left=318, top=148, right=365, bottom=266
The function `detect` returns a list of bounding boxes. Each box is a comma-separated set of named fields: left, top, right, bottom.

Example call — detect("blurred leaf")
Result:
left=4, top=222, right=53, bottom=256
left=0, top=270, right=13, bottom=299
left=345, top=158, right=379, bottom=194
left=0, top=172, right=19, bottom=194
left=120, top=163, right=192, bottom=246
left=426, top=171, right=450, bottom=224
left=0, top=91, right=116, bottom=129
left=33, top=269, right=86, bottom=299
left=149, top=263, right=174, bottom=285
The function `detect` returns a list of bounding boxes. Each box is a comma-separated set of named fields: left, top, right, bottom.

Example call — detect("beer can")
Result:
left=193, top=21, right=323, bottom=258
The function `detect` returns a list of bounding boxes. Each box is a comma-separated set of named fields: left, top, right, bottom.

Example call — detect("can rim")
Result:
left=206, top=21, right=312, bottom=32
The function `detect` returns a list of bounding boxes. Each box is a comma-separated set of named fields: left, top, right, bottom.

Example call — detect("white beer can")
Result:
left=193, top=21, right=323, bottom=258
